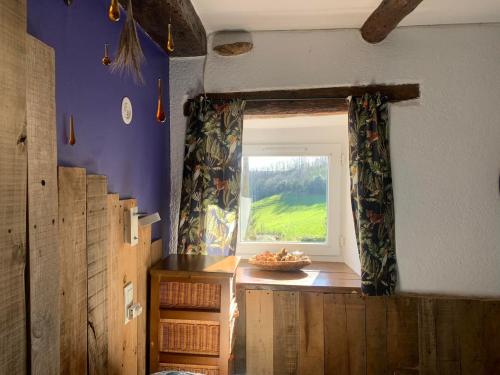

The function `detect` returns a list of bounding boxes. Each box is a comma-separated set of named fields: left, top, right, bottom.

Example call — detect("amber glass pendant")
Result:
left=156, top=78, right=166, bottom=123
left=108, top=0, right=120, bottom=22
left=102, top=44, right=111, bottom=66
left=69, top=115, right=76, bottom=145
left=167, top=23, right=174, bottom=53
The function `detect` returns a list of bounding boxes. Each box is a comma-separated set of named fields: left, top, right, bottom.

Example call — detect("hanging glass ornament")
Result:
left=102, top=44, right=111, bottom=66
left=167, top=23, right=174, bottom=53
left=69, top=115, right=76, bottom=145
left=108, top=0, right=120, bottom=22
left=156, top=78, right=167, bottom=123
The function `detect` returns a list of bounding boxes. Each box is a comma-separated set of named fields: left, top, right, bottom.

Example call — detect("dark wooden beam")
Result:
left=184, top=83, right=420, bottom=116
left=120, top=0, right=207, bottom=57
left=361, top=0, right=423, bottom=43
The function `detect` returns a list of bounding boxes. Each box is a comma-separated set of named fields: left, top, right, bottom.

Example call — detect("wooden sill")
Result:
left=235, top=259, right=361, bottom=293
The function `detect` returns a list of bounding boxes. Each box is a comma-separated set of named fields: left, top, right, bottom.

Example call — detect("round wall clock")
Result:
left=121, top=97, right=133, bottom=125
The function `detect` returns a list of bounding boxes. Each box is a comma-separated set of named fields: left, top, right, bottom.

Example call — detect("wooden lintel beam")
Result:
left=361, top=0, right=423, bottom=44
left=184, top=83, right=420, bottom=116
left=120, top=0, right=207, bottom=57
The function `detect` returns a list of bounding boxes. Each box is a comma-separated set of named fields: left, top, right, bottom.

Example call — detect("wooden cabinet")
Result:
left=149, top=255, right=239, bottom=375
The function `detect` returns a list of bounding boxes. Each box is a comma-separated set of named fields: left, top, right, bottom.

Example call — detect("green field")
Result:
left=245, top=193, right=327, bottom=243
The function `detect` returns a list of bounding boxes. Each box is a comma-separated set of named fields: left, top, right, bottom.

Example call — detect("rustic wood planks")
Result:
left=246, top=290, right=274, bottom=375
left=107, top=198, right=138, bottom=375
left=58, top=167, right=87, bottom=374
left=273, top=291, right=299, bottom=375
left=137, top=224, right=152, bottom=375
left=87, top=175, right=108, bottom=375
left=0, top=0, right=28, bottom=372
left=242, top=290, right=500, bottom=375
left=26, top=34, right=60, bottom=375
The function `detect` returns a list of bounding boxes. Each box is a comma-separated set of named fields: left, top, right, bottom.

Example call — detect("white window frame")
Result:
left=237, top=143, right=342, bottom=259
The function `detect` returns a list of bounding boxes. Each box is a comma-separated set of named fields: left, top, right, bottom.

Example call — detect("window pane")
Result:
left=240, top=156, right=328, bottom=243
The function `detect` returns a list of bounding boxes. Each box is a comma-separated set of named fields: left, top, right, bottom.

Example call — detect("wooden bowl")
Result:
left=248, top=258, right=311, bottom=272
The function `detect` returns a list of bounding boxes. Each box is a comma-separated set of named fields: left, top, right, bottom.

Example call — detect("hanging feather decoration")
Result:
left=111, top=0, right=145, bottom=85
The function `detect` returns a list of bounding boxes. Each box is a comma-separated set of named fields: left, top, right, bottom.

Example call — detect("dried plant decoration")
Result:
left=111, top=0, right=145, bottom=85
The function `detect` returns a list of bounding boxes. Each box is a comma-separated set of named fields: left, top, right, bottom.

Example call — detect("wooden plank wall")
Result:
left=107, top=197, right=138, bottom=375
left=243, top=291, right=500, bottom=375
left=59, top=167, right=88, bottom=374
left=87, top=175, right=109, bottom=375
left=0, top=0, right=28, bottom=372
left=26, top=35, right=60, bottom=375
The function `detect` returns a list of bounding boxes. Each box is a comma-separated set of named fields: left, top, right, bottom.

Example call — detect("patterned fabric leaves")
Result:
left=177, top=98, right=246, bottom=255
left=348, top=93, right=397, bottom=295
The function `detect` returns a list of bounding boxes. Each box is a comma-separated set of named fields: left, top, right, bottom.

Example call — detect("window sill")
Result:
left=236, top=259, right=361, bottom=293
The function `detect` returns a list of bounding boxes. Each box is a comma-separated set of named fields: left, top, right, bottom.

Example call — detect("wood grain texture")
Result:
left=246, top=290, right=273, bottom=375
left=361, top=0, right=424, bottom=43
left=455, top=299, right=485, bottom=375
left=107, top=198, right=138, bottom=375
left=483, top=301, right=500, bottom=374
left=418, top=298, right=437, bottom=375
left=298, top=292, right=324, bottom=375
left=345, top=294, right=366, bottom=375
left=273, top=291, right=299, bottom=375
left=118, top=0, right=206, bottom=57
left=233, top=288, right=246, bottom=375
left=150, top=239, right=163, bottom=266
left=26, top=35, right=60, bottom=375
left=435, top=299, right=460, bottom=375
left=0, top=0, right=27, bottom=372
left=365, top=296, right=388, bottom=375
left=58, top=167, right=87, bottom=374
left=387, top=296, right=419, bottom=374
left=87, top=175, right=108, bottom=375
left=324, top=294, right=349, bottom=375
left=137, top=224, right=152, bottom=375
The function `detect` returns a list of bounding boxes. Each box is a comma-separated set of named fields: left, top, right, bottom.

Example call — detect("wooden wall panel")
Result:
left=344, top=294, right=366, bottom=375
left=0, top=0, right=27, bottom=372
left=137, top=224, right=152, bottom=375
left=273, top=291, right=299, bottom=375
left=365, top=296, right=388, bottom=375
left=26, top=35, right=60, bottom=374
left=298, top=292, right=324, bottom=375
left=240, top=290, right=500, bottom=375
left=246, top=290, right=273, bottom=375
left=87, top=175, right=108, bottom=374
left=387, top=297, right=419, bottom=374
left=58, top=167, right=87, bottom=374
left=107, top=198, right=138, bottom=375
left=324, top=294, right=349, bottom=375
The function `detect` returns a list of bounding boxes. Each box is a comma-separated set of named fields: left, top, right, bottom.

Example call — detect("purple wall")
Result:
left=28, top=0, right=170, bottom=240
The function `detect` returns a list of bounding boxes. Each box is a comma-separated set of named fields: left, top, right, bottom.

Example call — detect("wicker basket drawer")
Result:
left=159, top=318, right=220, bottom=355
left=160, top=281, right=221, bottom=310
left=159, top=363, right=219, bottom=375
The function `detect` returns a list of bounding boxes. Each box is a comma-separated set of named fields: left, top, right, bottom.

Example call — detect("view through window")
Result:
left=239, top=155, right=329, bottom=244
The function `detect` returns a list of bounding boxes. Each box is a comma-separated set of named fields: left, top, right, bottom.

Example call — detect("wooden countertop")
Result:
left=150, top=254, right=240, bottom=277
left=236, top=260, right=361, bottom=293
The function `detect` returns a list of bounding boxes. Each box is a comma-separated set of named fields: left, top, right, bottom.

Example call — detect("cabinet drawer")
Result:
left=160, top=281, right=221, bottom=310
left=159, top=318, right=220, bottom=356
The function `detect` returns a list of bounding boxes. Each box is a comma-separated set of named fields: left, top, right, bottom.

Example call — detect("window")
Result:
left=237, top=144, right=342, bottom=259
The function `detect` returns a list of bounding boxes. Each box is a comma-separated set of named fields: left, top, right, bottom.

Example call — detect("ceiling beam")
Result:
left=184, top=83, right=420, bottom=116
left=361, top=0, right=423, bottom=43
left=119, top=0, right=207, bottom=57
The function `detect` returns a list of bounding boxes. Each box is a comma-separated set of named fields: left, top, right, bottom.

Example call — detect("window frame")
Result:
left=237, top=143, right=342, bottom=259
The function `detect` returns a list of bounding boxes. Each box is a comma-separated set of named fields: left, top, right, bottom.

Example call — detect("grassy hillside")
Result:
left=245, top=193, right=327, bottom=243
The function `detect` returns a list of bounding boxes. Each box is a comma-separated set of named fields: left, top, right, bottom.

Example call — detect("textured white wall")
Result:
left=168, top=57, right=205, bottom=254
left=203, top=24, right=500, bottom=296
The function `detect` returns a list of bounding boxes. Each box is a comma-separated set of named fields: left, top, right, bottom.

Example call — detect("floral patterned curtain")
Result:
left=177, top=98, right=246, bottom=255
left=348, top=93, right=397, bottom=295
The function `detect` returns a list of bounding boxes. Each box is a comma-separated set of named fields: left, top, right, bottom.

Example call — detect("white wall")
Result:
left=168, top=57, right=205, bottom=254
left=203, top=24, right=500, bottom=296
